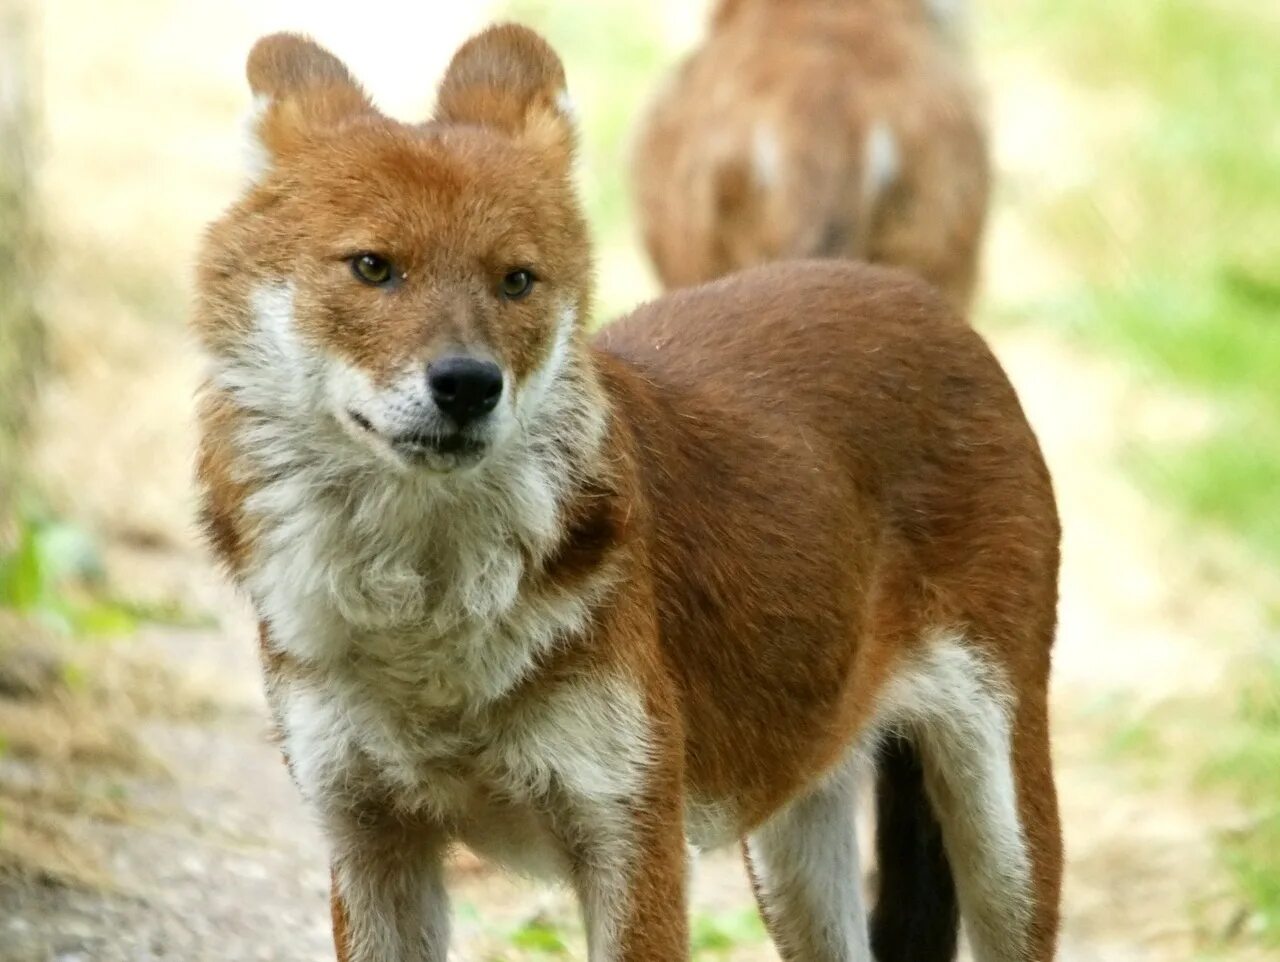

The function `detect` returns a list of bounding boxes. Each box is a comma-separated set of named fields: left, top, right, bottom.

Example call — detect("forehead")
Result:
left=281, top=121, right=558, bottom=253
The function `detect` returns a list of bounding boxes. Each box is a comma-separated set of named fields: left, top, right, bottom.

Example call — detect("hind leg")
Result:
left=1006, top=685, right=1062, bottom=960
left=744, top=757, right=873, bottom=962
left=907, top=639, right=1061, bottom=961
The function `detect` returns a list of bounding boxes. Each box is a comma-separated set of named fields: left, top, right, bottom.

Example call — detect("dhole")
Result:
left=632, top=0, right=989, bottom=310
left=194, top=24, right=1061, bottom=962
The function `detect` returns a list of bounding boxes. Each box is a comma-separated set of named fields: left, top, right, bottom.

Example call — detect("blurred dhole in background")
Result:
left=0, top=0, right=1276, bottom=959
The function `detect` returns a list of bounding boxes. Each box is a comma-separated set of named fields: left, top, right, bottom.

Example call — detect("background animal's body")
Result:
left=194, top=26, right=1061, bottom=962
left=632, top=0, right=989, bottom=310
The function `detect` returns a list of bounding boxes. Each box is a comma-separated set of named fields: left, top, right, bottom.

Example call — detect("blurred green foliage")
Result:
left=0, top=515, right=139, bottom=636
left=483, top=906, right=768, bottom=958
left=999, top=0, right=1280, bottom=942
left=691, top=908, right=768, bottom=954
left=1203, top=656, right=1280, bottom=944
left=508, top=917, right=570, bottom=954
left=1005, top=0, right=1280, bottom=565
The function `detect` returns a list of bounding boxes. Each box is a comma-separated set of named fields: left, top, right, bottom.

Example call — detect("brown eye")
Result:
left=500, top=269, right=535, bottom=300
left=351, top=253, right=394, bottom=286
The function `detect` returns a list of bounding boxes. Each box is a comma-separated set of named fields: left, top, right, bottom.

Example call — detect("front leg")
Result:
left=327, top=810, right=450, bottom=962
left=571, top=772, right=690, bottom=961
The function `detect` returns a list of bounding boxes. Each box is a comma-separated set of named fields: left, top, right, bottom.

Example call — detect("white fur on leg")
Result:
left=579, top=866, right=624, bottom=962
left=746, top=753, right=874, bottom=962
left=874, top=633, right=1034, bottom=962
left=329, top=824, right=450, bottom=962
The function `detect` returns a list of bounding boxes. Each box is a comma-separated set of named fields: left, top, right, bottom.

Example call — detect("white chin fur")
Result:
left=327, top=357, right=518, bottom=474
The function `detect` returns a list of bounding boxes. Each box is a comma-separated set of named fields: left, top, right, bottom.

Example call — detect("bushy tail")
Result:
left=871, top=734, right=960, bottom=962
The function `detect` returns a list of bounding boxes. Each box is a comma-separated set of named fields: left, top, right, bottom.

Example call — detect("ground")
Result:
left=1, top=0, right=1275, bottom=960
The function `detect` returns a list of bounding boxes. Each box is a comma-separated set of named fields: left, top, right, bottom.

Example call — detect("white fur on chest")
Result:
left=278, top=667, right=652, bottom=873
left=213, top=279, right=652, bottom=887
left=248, top=467, right=581, bottom=699
left=235, top=382, right=633, bottom=851
left=246, top=456, right=619, bottom=813
left=220, top=278, right=621, bottom=802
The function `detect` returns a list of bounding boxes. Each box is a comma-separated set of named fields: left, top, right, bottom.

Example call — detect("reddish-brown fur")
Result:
left=632, top=0, right=989, bottom=310
left=194, top=24, right=1059, bottom=961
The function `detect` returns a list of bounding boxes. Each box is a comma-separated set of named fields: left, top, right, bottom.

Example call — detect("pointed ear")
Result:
left=242, top=33, right=372, bottom=182
left=434, top=25, right=576, bottom=170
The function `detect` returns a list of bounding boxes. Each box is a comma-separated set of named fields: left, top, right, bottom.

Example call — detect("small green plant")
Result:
left=508, top=916, right=570, bottom=954
left=691, top=908, right=768, bottom=956
left=0, top=515, right=137, bottom=636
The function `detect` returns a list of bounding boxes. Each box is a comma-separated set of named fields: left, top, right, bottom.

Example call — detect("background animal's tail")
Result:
left=870, top=733, right=961, bottom=962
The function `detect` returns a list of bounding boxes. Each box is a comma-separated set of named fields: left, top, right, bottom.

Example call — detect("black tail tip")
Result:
left=870, top=733, right=960, bottom=962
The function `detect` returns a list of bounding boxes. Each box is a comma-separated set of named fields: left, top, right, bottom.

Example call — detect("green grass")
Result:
left=997, top=0, right=1280, bottom=563
left=468, top=906, right=766, bottom=959
left=691, top=908, right=768, bottom=955
left=1202, top=657, right=1280, bottom=944
left=507, top=916, right=570, bottom=955
left=992, top=0, right=1280, bottom=943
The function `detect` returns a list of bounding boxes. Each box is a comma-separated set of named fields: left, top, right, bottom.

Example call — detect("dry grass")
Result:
left=0, top=611, right=218, bottom=891
left=0, top=1, right=45, bottom=525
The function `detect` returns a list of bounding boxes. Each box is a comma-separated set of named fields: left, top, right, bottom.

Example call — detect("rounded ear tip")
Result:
left=470, top=22, right=560, bottom=57
left=246, top=33, right=306, bottom=95
left=246, top=32, right=356, bottom=99
left=445, top=22, right=567, bottom=94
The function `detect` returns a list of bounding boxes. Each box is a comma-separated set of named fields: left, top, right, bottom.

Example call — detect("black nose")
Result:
left=427, top=356, right=504, bottom=425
